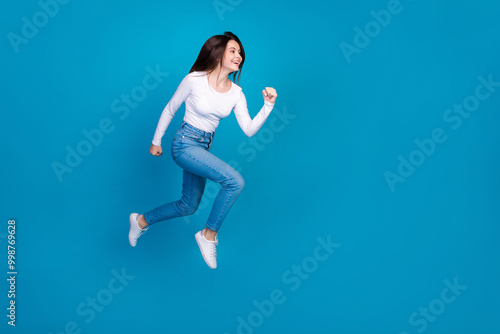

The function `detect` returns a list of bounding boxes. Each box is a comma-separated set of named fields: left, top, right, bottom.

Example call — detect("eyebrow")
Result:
left=229, top=47, right=241, bottom=51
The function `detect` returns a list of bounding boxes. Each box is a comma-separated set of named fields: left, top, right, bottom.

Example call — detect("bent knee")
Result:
left=221, top=170, right=245, bottom=192
left=178, top=202, right=198, bottom=216
left=233, top=173, right=245, bottom=191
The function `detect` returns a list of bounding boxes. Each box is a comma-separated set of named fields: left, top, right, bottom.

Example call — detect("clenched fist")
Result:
left=263, top=87, right=278, bottom=104
left=150, top=144, right=162, bottom=156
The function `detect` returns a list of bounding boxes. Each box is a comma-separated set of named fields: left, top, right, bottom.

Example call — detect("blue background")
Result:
left=2, top=0, right=499, bottom=333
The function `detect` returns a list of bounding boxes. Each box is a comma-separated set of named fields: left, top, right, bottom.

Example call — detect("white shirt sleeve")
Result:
left=233, top=91, right=274, bottom=137
left=152, top=75, right=192, bottom=146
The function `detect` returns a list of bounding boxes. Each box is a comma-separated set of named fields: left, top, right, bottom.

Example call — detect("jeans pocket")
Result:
left=171, top=134, right=183, bottom=160
left=182, top=129, right=204, bottom=142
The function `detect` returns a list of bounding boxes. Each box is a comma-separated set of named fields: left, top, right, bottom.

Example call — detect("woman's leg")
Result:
left=142, top=169, right=207, bottom=225
left=173, top=144, right=245, bottom=233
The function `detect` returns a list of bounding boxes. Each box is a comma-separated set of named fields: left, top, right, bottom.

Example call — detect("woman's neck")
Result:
left=207, top=66, right=231, bottom=87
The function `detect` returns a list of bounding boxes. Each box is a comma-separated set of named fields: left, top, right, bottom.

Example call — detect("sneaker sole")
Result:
left=195, top=231, right=216, bottom=269
left=129, top=213, right=139, bottom=247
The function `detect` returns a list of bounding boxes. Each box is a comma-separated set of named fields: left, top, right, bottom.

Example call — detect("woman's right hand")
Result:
left=150, top=144, right=162, bottom=156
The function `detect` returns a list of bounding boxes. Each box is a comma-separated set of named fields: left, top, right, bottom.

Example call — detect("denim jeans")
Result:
left=143, top=121, right=245, bottom=231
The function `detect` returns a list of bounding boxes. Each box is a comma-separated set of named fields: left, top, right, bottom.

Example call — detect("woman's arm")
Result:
left=151, top=75, right=193, bottom=147
left=233, top=87, right=278, bottom=137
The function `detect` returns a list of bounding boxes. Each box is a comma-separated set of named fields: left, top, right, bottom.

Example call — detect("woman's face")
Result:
left=222, top=40, right=242, bottom=72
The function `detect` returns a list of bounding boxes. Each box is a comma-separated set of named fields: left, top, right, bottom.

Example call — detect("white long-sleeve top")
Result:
left=152, top=71, right=275, bottom=146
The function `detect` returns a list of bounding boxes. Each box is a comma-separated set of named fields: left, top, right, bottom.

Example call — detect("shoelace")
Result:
left=137, top=225, right=148, bottom=238
left=209, top=241, right=218, bottom=259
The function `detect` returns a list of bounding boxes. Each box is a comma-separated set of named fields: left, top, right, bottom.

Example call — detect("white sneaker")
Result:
left=195, top=229, right=218, bottom=269
left=129, top=213, right=149, bottom=247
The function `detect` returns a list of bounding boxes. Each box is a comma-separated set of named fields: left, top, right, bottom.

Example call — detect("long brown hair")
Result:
left=189, top=31, right=245, bottom=85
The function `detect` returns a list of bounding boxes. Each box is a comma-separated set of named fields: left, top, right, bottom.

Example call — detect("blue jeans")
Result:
left=143, top=121, right=245, bottom=231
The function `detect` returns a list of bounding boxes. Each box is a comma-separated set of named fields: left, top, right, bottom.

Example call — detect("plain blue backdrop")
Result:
left=2, top=0, right=500, bottom=333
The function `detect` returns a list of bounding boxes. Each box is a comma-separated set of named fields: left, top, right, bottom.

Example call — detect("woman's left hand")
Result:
left=263, top=87, right=278, bottom=104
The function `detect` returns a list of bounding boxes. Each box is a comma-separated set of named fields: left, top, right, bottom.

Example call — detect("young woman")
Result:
left=129, top=31, right=277, bottom=269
